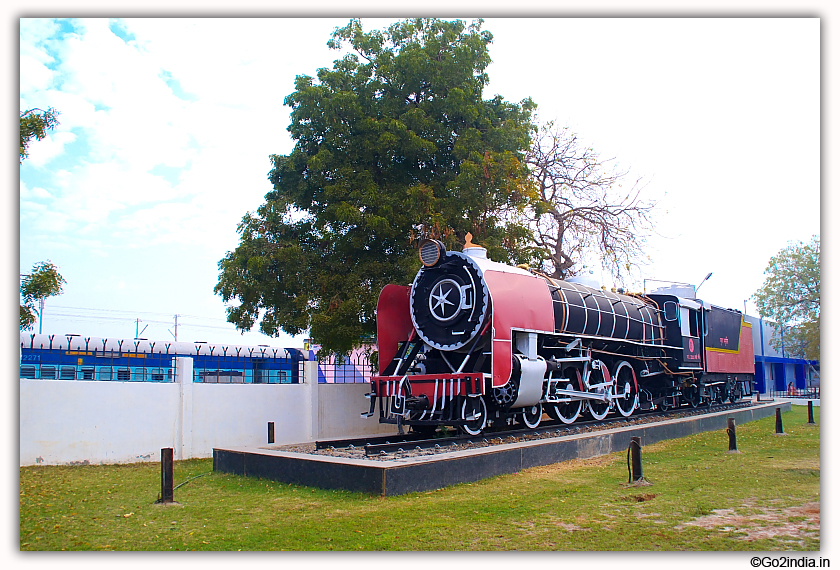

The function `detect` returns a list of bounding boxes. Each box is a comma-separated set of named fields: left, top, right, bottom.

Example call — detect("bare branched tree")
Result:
left=525, top=122, right=656, bottom=284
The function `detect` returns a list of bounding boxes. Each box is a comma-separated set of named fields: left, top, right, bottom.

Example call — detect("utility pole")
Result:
left=169, top=314, right=179, bottom=341
left=135, top=318, right=148, bottom=339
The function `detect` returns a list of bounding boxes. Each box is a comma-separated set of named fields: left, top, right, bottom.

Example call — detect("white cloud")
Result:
left=27, top=209, right=75, bottom=234
left=19, top=54, right=54, bottom=94
left=19, top=19, right=60, bottom=93
left=20, top=183, right=53, bottom=200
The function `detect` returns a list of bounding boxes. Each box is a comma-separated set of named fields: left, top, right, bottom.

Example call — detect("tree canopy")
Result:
left=216, top=18, right=537, bottom=355
left=20, top=261, right=66, bottom=331
left=20, top=108, right=59, bottom=162
left=752, top=235, right=820, bottom=360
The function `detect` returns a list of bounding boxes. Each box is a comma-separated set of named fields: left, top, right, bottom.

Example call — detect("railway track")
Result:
left=315, top=400, right=756, bottom=458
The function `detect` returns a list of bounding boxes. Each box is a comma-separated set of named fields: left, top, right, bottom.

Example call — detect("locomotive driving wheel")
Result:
left=585, top=360, right=611, bottom=421
left=612, top=361, right=638, bottom=418
left=546, top=368, right=584, bottom=424
left=459, top=396, right=487, bottom=436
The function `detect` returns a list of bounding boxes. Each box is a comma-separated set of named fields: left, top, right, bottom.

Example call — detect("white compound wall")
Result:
left=20, top=359, right=397, bottom=466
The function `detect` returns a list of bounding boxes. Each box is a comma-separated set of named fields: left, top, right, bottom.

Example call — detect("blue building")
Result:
left=744, top=315, right=819, bottom=395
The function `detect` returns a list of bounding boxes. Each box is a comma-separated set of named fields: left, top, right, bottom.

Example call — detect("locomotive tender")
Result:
left=363, top=235, right=754, bottom=435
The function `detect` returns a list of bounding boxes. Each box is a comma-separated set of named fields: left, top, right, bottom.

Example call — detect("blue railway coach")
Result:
left=19, top=333, right=308, bottom=384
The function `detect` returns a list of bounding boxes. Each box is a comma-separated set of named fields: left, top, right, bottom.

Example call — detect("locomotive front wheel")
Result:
left=521, top=403, right=543, bottom=429
left=546, top=370, right=584, bottom=424
left=612, top=361, right=638, bottom=418
left=459, top=396, right=487, bottom=436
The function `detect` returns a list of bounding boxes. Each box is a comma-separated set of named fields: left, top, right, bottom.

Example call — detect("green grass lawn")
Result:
left=20, top=405, right=819, bottom=551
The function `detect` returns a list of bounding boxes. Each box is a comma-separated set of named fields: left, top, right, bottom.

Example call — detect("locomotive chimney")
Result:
left=463, top=232, right=488, bottom=260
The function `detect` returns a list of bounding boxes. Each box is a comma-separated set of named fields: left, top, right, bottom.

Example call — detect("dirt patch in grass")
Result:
left=621, top=493, right=658, bottom=502
left=676, top=500, right=820, bottom=546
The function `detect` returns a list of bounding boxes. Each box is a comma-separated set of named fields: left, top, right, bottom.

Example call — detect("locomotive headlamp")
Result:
left=419, top=239, right=446, bottom=267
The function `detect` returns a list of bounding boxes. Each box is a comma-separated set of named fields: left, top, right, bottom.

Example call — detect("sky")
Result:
left=17, top=16, right=820, bottom=351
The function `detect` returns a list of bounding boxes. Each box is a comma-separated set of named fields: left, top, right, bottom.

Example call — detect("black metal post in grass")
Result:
left=808, top=401, right=816, bottom=425
left=629, top=436, right=644, bottom=483
left=775, top=407, right=785, bottom=435
left=726, top=418, right=739, bottom=452
left=158, top=447, right=174, bottom=503
left=268, top=422, right=275, bottom=444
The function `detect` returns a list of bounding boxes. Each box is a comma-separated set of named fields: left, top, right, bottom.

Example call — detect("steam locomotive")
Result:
left=363, top=235, right=754, bottom=435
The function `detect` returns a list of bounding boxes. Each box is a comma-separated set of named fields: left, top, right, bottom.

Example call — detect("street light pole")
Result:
left=694, top=272, right=713, bottom=295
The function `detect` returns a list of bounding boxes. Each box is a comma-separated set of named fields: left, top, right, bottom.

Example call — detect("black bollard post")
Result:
left=268, top=421, right=275, bottom=444
left=775, top=407, right=785, bottom=434
left=630, top=436, right=644, bottom=482
left=160, top=447, right=174, bottom=503
left=726, top=418, right=738, bottom=452
left=807, top=401, right=816, bottom=425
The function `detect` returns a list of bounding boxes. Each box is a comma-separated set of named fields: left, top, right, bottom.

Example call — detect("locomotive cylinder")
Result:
left=510, top=354, right=547, bottom=408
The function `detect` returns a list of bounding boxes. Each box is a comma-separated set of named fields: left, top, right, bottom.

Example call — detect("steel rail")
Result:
left=360, top=400, right=755, bottom=457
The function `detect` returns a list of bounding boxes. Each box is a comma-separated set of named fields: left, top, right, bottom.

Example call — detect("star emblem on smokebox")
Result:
left=430, top=279, right=461, bottom=322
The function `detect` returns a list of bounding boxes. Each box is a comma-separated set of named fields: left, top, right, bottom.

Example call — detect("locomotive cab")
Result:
left=650, top=294, right=706, bottom=370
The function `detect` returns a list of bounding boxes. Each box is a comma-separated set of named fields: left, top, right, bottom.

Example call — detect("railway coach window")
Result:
left=40, top=365, right=56, bottom=379
left=97, top=367, right=112, bottom=381
left=80, top=366, right=95, bottom=380
left=117, top=368, right=131, bottom=381
left=20, top=365, right=36, bottom=379
left=60, top=366, right=76, bottom=380
left=149, top=368, right=168, bottom=382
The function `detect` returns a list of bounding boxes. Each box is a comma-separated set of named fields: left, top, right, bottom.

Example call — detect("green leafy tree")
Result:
left=753, top=235, right=820, bottom=360
left=216, top=18, right=537, bottom=355
left=20, top=261, right=66, bottom=332
left=20, top=108, right=59, bottom=162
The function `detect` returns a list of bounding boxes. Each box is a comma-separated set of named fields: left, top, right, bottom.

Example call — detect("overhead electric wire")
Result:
left=51, top=305, right=228, bottom=321
left=48, top=305, right=244, bottom=331
left=47, top=314, right=248, bottom=333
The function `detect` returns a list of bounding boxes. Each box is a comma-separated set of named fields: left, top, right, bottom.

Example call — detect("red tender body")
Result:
left=704, top=320, right=755, bottom=374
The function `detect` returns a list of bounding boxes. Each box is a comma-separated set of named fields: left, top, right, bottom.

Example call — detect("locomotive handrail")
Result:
left=548, top=355, right=592, bottom=364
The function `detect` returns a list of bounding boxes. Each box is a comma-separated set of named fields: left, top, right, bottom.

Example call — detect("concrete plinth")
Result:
left=213, top=401, right=790, bottom=496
